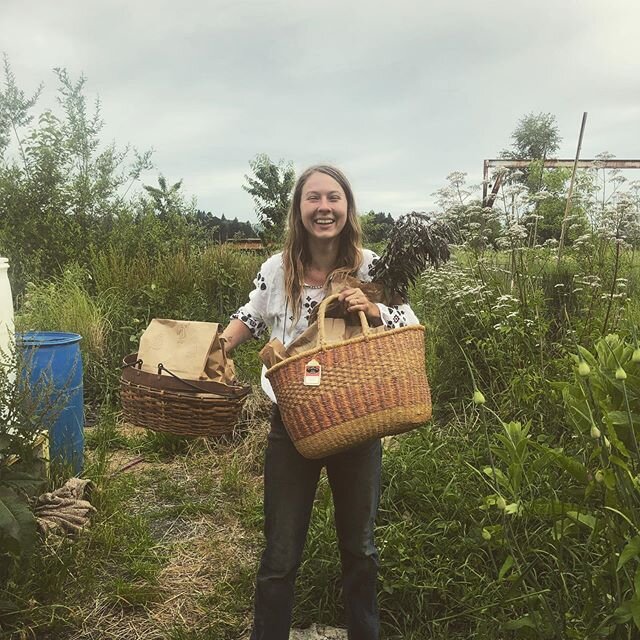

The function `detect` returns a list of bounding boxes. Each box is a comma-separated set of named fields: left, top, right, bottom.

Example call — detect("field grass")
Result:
left=4, top=243, right=640, bottom=638
left=2, top=402, right=491, bottom=639
left=2, top=391, right=269, bottom=639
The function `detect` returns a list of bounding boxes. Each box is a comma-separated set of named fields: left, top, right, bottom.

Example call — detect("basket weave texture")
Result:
left=266, top=293, right=432, bottom=458
left=120, top=353, right=250, bottom=437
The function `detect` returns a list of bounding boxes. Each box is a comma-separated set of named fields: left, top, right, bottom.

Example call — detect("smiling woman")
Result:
left=300, top=172, right=348, bottom=240
left=220, top=164, right=420, bottom=640
left=280, top=165, right=366, bottom=322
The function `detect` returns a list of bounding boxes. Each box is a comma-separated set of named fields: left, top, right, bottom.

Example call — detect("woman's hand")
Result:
left=337, top=288, right=381, bottom=320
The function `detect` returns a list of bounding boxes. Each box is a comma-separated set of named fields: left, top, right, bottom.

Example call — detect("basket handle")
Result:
left=121, top=358, right=143, bottom=370
left=317, top=293, right=370, bottom=350
left=157, top=363, right=250, bottom=398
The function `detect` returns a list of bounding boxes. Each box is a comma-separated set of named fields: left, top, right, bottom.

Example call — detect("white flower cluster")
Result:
left=574, top=274, right=601, bottom=288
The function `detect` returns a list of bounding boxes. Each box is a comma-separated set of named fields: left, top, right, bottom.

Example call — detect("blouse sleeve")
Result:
left=361, top=249, right=420, bottom=329
left=375, top=302, right=419, bottom=329
left=230, top=259, right=272, bottom=339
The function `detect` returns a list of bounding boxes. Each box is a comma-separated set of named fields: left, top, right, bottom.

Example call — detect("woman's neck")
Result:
left=306, top=237, right=340, bottom=274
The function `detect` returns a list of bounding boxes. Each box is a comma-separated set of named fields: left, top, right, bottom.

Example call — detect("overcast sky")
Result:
left=2, top=0, right=639, bottom=222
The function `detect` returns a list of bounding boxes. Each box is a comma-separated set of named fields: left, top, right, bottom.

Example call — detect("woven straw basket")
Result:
left=266, top=293, right=432, bottom=458
left=120, top=353, right=251, bottom=437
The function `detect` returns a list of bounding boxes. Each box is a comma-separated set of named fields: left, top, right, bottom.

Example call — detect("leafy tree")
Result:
left=360, top=210, right=395, bottom=245
left=498, top=112, right=563, bottom=198
left=0, top=53, right=42, bottom=170
left=243, top=153, right=295, bottom=245
left=0, top=59, right=152, bottom=293
left=502, top=112, right=562, bottom=162
left=494, top=113, right=574, bottom=244
left=223, top=216, right=255, bottom=240
left=143, top=175, right=184, bottom=219
left=184, top=210, right=256, bottom=243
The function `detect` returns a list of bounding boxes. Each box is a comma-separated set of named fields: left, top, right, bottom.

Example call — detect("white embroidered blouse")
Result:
left=230, top=249, right=420, bottom=402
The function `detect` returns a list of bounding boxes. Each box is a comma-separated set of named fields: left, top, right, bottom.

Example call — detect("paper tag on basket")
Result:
left=303, top=359, right=322, bottom=386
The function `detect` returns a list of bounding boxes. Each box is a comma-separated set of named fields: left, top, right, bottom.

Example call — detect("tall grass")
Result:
left=15, top=245, right=266, bottom=401
left=15, top=266, right=114, bottom=403
left=415, top=246, right=640, bottom=425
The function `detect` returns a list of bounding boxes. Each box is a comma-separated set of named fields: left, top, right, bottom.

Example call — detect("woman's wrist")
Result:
left=366, top=302, right=381, bottom=319
left=221, top=319, right=253, bottom=353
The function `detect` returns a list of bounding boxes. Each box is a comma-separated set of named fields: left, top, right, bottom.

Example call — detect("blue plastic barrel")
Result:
left=19, top=332, right=84, bottom=474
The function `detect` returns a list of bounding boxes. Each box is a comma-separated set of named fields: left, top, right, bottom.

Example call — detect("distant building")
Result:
left=225, top=237, right=264, bottom=252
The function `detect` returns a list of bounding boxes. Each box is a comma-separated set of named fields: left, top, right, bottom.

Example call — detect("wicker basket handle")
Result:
left=317, top=293, right=370, bottom=350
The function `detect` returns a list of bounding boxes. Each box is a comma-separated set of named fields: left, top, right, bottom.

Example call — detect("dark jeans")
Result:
left=250, top=405, right=382, bottom=640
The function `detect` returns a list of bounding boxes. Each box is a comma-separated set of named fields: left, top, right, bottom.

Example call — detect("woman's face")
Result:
left=299, top=171, right=349, bottom=241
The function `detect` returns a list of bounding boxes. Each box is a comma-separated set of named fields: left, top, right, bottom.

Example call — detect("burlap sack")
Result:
left=138, top=319, right=235, bottom=383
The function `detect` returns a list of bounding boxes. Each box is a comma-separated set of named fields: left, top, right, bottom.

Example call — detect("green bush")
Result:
left=416, top=246, right=639, bottom=427
left=0, top=347, right=53, bottom=600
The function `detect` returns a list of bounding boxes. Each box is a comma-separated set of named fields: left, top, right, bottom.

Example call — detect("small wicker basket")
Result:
left=266, top=293, right=432, bottom=458
left=120, top=353, right=251, bottom=437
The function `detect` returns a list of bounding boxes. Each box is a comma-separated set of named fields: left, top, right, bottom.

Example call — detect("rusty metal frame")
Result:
left=482, top=158, right=640, bottom=207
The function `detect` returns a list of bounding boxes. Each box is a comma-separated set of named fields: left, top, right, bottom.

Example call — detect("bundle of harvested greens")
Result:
left=368, top=212, right=451, bottom=304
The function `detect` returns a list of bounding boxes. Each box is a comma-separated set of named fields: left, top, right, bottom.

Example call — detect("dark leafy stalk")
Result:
left=369, top=212, right=452, bottom=303
left=602, top=237, right=621, bottom=335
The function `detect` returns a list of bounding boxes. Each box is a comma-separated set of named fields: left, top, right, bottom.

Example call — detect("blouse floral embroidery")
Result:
left=230, top=249, right=420, bottom=402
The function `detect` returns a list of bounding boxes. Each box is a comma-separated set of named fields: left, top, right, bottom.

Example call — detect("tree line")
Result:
left=2, top=57, right=636, bottom=297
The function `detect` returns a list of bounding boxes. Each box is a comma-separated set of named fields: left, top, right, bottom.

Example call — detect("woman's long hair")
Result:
left=282, top=165, right=363, bottom=323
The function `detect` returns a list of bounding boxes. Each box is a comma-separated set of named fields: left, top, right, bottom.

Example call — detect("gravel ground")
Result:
left=242, top=624, right=347, bottom=639
left=290, top=625, right=348, bottom=639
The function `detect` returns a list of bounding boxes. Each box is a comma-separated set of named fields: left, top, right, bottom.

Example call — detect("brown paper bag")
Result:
left=285, top=317, right=387, bottom=358
left=218, top=345, right=237, bottom=383
left=138, top=319, right=235, bottom=383
left=328, top=276, right=384, bottom=303
left=345, top=323, right=386, bottom=340
left=307, top=277, right=385, bottom=325
left=259, top=339, right=289, bottom=368
left=286, top=318, right=348, bottom=357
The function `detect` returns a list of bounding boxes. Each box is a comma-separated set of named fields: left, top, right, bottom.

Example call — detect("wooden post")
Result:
left=482, top=159, right=489, bottom=206
left=557, top=112, right=588, bottom=261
